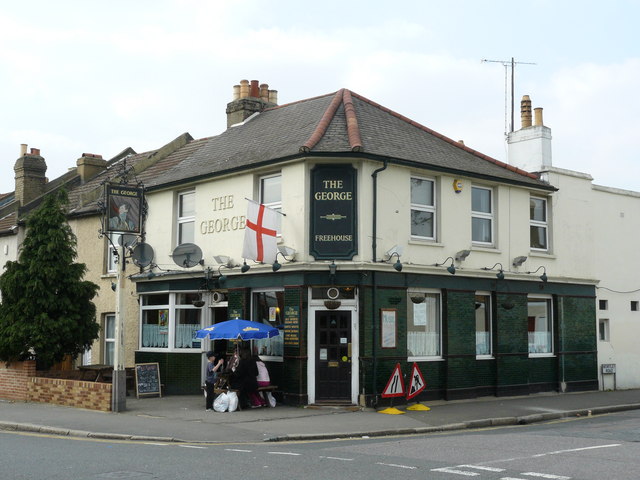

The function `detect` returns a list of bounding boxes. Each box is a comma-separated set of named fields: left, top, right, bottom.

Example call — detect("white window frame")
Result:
left=528, top=295, right=554, bottom=356
left=139, top=292, right=203, bottom=352
left=407, top=289, right=442, bottom=361
left=177, top=190, right=195, bottom=246
left=250, top=287, right=284, bottom=362
left=260, top=173, right=281, bottom=211
left=598, top=318, right=610, bottom=342
left=104, top=314, right=115, bottom=365
left=530, top=196, right=549, bottom=251
left=471, top=186, right=494, bottom=246
left=410, top=176, right=437, bottom=241
left=475, top=292, right=492, bottom=358
left=106, top=234, right=119, bottom=273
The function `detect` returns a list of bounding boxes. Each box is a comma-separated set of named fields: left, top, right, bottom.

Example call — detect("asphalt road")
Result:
left=3, top=409, right=640, bottom=479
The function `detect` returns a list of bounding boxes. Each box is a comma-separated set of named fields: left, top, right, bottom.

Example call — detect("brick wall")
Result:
left=0, top=360, right=36, bottom=401
left=0, top=360, right=111, bottom=411
left=28, top=377, right=112, bottom=412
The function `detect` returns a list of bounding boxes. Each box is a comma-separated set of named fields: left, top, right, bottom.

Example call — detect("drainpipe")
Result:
left=371, top=160, right=388, bottom=262
left=371, top=160, right=387, bottom=407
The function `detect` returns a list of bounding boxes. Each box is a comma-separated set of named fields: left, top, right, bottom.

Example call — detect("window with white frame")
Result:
left=598, top=319, right=610, bottom=342
left=472, top=186, right=493, bottom=244
left=106, top=234, right=119, bottom=273
left=530, top=196, right=548, bottom=250
left=104, top=314, right=115, bottom=365
left=177, top=191, right=195, bottom=245
left=140, top=293, right=202, bottom=350
left=475, top=294, right=492, bottom=356
left=528, top=297, right=553, bottom=354
left=260, top=173, right=281, bottom=213
left=407, top=291, right=441, bottom=358
left=410, top=176, right=436, bottom=239
left=251, top=289, right=283, bottom=358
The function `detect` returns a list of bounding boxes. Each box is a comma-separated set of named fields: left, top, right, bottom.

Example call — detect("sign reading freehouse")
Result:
left=310, top=164, right=357, bottom=259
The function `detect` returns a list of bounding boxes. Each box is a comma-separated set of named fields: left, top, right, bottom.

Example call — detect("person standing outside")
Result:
left=204, top=350, right=224, bottom=411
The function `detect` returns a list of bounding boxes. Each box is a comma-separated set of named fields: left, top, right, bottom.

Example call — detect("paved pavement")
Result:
left=1, top=389, right=639, bottom=443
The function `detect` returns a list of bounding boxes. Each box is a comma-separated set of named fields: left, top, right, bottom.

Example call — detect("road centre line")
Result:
left=225, top=448, right=252, bottom=452
left=319, top=456, right=354, bottom=461
left=376, top=462, right=417, bottom=470
left=459, top=465, right=505, bottom=472
left=532, top=443, right=621, bottom=457
left=178, top=445, right=207, bottom=449
left=521, top=473, right=570, bottom=479
left=431, top=466, right=479, bottom=476
left=268, top=451, right=301, bottom=456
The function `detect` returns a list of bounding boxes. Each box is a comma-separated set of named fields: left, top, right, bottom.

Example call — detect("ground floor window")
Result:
left=104, top=314, right=115, bottom=365
left=251, top=289, right=284, bottom=358
left=528, top=297, right=553, bottom=354
left=140, top=292, right=202, bottom=350
left=407, top=291, right=441, bottom=358
left=475, top=294, right=492, bottom=356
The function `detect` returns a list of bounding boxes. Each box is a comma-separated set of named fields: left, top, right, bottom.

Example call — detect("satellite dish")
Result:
left=171, top=243, right=203, bottom=268
left=118, top=233, right=138, bottom=248
left=131, top=243, right=155, bottom=268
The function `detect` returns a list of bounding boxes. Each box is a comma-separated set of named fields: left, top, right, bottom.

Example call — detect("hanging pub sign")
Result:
left=310, top=164, right=357, bottom=260
left=105, top=184, right=143, bottom=234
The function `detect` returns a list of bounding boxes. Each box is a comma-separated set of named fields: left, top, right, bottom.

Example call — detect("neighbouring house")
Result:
left=508, top=95, right=640, bottom=391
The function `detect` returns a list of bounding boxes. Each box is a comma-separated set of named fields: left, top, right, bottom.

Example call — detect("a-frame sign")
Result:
left=381, top=363, right=405, bottom=398
left=406, top=362, right=426, bottom=400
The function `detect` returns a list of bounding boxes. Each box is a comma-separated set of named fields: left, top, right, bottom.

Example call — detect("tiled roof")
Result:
left=146, top=89, right=553, bottom=191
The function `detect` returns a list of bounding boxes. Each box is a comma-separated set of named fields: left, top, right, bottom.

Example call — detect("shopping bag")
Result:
left=266, top=392, right=276, bottom=408
left=227, top=391, right=239, bottom=412
left=213, top=392, right=229, bottom=412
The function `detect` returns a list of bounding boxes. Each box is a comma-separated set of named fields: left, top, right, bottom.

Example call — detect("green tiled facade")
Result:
left=135, top=270, right=598, bottom=406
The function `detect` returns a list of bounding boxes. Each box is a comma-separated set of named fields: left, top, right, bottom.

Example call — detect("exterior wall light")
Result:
left=328, top=260, right=337, bottom=276
left=482, top=262, right=505, bottom=280
left=527, top=265, right=548, bottom=282
left=386, top=252, right=403, bottom=272
left=434, top=257, right=456, bottom=275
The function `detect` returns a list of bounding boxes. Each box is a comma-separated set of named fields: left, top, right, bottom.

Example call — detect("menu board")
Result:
left=135, top=362, right=161, bottom=398
left=284, top=306, right=300, bottom=346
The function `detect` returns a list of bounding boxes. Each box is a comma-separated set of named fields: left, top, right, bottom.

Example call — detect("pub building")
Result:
left=132, top=81, right=597, bottom=406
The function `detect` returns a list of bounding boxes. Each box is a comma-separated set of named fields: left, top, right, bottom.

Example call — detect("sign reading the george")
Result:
left=310, top=164, right=357, bottom=259
left=105, top=184, right=143, bottom=234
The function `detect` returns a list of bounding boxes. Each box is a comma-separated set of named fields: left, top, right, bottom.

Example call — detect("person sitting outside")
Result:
left=229, top=348, right=258, bottom=409
left=249, top=355, right=270, bottom=407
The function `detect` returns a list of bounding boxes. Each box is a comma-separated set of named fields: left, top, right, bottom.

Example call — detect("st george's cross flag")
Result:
left=242, top=200, right=281, bottom=264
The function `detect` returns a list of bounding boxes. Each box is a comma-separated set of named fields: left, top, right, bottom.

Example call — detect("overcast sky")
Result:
left=2, top=0, right=639, bottom=194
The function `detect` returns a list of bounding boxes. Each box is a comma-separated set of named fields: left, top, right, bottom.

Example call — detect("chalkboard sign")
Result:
left=135, top=362, right=162, bottom=398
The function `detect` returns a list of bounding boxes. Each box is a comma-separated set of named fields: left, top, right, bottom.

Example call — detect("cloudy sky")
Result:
left=1, top=0, right=639, bottom=193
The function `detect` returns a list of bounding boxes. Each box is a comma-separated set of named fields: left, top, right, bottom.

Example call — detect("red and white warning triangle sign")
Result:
left=381, top=363, right=405, bottom=398
left=406, top=362, right=426, bottom=400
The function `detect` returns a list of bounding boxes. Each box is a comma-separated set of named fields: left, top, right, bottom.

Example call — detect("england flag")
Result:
left=242, top=200, right=280, bottom=264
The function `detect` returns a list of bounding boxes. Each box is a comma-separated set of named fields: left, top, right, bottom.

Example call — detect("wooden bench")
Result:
left=213, top=385, right=278, bottom=410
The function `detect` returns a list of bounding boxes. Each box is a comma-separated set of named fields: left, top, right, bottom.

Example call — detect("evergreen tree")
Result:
left=0, top=190, right=99, bottom=369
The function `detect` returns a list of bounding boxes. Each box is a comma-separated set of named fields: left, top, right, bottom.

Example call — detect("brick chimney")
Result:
left=14, top=146, right=47, bottom=207
left=226, top=79, right=278, bottom=128
left=76, top=153, right=107, bottom=183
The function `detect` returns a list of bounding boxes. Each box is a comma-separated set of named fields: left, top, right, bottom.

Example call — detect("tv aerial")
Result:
left=171, top=243, right=203, bottom=268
